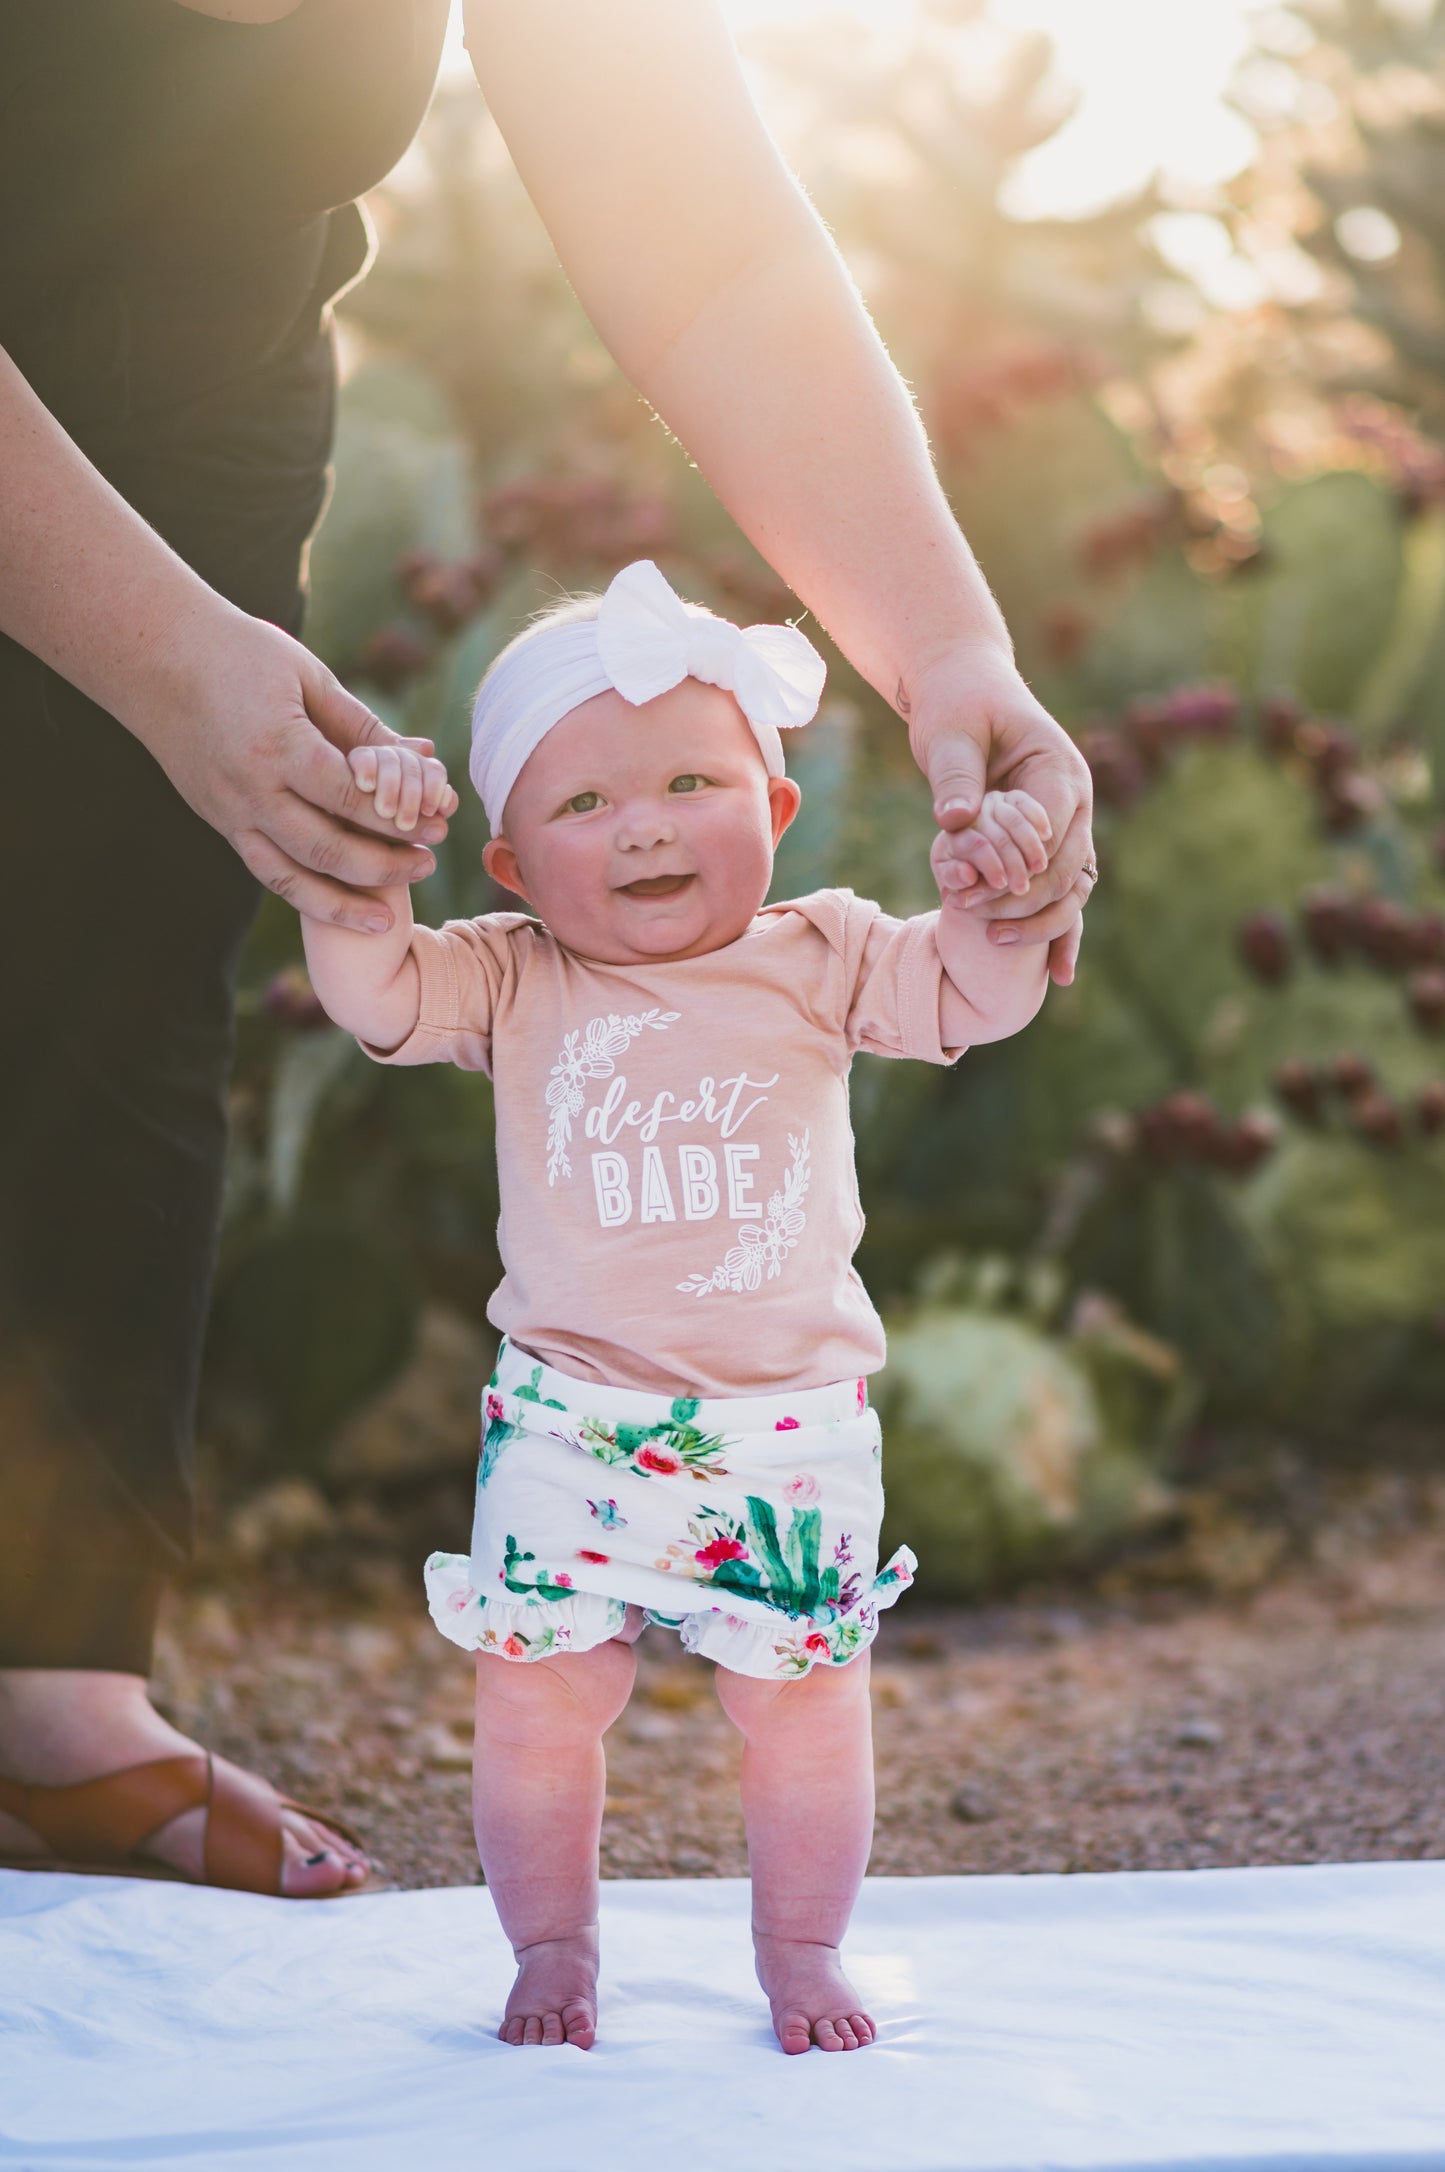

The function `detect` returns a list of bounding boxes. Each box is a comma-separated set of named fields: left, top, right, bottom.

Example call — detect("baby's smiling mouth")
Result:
left=617, top=873, right=696, bottom=899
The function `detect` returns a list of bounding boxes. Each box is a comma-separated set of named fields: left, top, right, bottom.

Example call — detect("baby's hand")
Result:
left=348, top=743, right=459, bottom=836
left=931, top=788, right=1051, bottom=907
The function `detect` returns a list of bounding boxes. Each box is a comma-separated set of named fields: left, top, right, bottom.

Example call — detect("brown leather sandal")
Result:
left=0, top=1752, right=379, bottom=1895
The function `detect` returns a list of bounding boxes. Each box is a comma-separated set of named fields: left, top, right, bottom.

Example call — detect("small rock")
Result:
left=1174, top=1716, right=1223, bottom=1750
left=624, top=1710, right=678, bottom=1744
left=418, top=1723, right=473, bottom=1772
left=950, top=1786, right=996, bottom=1824
left=227, top=1479, right=334, bottom=1562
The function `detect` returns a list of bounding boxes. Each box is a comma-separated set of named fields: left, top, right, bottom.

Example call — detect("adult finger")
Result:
left=1049, top=906, right=1086, bottom=988
left=987, top=885, right=1086, bottom=949
left=270, top=790, right=437, bottom=890
left=918, top=726, right=989, bottom=829
left=237, top=830, right=399, bottom=933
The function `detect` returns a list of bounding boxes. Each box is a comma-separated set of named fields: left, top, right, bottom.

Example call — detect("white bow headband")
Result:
left=469, top=559, right=826, bottom=832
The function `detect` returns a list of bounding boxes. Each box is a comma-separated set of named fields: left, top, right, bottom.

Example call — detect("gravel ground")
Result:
left=151, top=1475, right=1445, bottom=1889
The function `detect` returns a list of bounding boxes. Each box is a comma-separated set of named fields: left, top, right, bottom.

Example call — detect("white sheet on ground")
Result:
left=3, top=1862, right=1445, bottom=2171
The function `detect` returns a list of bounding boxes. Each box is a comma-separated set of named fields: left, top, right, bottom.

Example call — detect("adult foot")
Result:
left=0, top=1669, right=369, bottom=1897
left=500, top=1927, right=600, bottom=2048
left=753, top=1931, right=876, bottom=2054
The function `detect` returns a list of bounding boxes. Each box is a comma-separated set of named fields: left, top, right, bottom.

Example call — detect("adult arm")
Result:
left=0, top=346, right=448, bottom=932
left=465, top=0, right=1092, bottom=981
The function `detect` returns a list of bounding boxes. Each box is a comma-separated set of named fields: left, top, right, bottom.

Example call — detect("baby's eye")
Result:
left=564, top=790, right=603, bottom=815
left=668, top=774, right=708, bottom=795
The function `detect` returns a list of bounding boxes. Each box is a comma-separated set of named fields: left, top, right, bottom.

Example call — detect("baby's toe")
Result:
left=540, top=2011, right=565, bottom=2047
left=850, top=2011, right=876, bottom=2045
left=777, top=2009, right=814, bottom=2056
left=499, top=2015, right=526, bottom=2047
left=814, top=2016, right=854, bottom=2052
left=521, top=2014, right=544, bottom=2047
left=561, top=2000, right=596, bottom=2050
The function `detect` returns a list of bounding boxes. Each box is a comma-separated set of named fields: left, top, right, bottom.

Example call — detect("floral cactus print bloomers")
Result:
left=425, top=1339, right=916, bottom=1679
left=362, top=888, right=965, bottom=1398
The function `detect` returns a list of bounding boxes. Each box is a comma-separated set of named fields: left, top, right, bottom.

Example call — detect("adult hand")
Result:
left=906, top=641, right=1095, bottom=986
left=138, top=601, right=452, bottom=934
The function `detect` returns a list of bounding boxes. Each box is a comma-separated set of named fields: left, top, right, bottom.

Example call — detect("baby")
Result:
left=301, top=560, right=1073, bottom=2054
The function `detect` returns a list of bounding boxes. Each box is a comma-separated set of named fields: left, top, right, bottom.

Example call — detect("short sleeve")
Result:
left=357, top=914, right=530, bottom=1073
left=847, top=904, right=967, bottom=1064
left=775, top=889, right=967, bottom=1065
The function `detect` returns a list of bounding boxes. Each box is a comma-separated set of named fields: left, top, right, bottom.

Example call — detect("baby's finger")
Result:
left=946, top=825, right=1011, bottom=894
left=990, top=798, right=1051, bottom=884
left=1001, top=789, right=1052, bottom=839
left=394, top=752, right=424, bottom=835
left=371, top=745, right=403, bottom=823
left=420, top=757, right=453, bottom=819
left=348, top=745, right=379, bottom=793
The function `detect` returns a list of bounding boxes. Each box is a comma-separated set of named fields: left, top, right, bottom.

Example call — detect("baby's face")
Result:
left=482, top=681, right=801, bottom=966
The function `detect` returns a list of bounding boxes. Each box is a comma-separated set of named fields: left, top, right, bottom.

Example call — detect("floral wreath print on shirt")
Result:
left=677, top=1130, right=811, bottom=1297
left=545, top=1008, right=680, bottom=1183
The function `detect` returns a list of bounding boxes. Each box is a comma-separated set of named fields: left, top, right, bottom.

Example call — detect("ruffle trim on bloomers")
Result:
left=424, top=1545, right=917, bottom=1681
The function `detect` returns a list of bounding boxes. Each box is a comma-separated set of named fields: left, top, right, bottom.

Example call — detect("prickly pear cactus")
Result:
left=875, top=1306, right=1170, bottom=1598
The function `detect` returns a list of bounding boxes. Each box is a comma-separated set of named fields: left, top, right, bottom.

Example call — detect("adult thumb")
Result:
left=925, top=730, right=988, bottom=829
left=304, top=666, right=436, bottom=758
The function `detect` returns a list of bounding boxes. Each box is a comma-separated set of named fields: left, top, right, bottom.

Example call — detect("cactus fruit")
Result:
left=1352, top=1089, right=1404, bottom=1147
left=261, top=967, right=328, bottom=1031
left=1078, top=727, right=1145, bottom=809
left=1408, top=967, right=1445, bottom=1032
left=1272, top=1058, right=1325, bottom=1124
left=1331, top=1051, right=1376, bottom=1100
left=357, top=624, right=431, bottom=692
left=1236, top=909, right=1293, bottom=985
left=1300, top=886, right=1354, bottom=964
left=1216, top=1111, right=1280, bottom=1176
left=1357, top=898, right=1417, bottom=971
left=1418, top=1080, right=1445, bottom=1135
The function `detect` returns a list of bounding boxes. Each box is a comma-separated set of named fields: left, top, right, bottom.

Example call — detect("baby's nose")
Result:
left=616, top=801, right=678, bottom=849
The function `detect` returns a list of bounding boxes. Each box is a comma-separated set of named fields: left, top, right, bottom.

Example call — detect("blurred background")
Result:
left=202, top=0, right=1445, bottom=1610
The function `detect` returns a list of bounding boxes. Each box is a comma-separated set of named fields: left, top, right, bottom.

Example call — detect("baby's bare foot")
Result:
left=753, top=1932, right=876, bottom=2055
left=500, top=1927, right=599, bottom=2049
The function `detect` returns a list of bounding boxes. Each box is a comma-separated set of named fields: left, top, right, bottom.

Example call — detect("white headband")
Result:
left=469, top=559, right=826, bottom=832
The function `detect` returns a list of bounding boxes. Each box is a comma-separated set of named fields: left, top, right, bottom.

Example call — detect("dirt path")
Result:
left=151, top=1495, right=1445, bottom=1889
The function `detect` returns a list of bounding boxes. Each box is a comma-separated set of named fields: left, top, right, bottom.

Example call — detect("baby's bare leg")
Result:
left=715, top=1652, right=877, bottom=2054
left=473, top=1628, right=639, bottom=2048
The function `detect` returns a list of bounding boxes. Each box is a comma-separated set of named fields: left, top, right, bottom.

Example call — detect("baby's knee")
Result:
left=717, top=1649, right=871, bottom=1736
left=474, top=1638, right=636, bottom=1747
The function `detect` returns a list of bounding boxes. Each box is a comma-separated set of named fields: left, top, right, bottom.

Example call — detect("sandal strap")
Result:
left=0, top=1754, right=211, bottom=1865
left=202, top=1756, right=285, bottom=1894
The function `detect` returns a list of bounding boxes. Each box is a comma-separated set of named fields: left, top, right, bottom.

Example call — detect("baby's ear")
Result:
left=767, top=774, right=802, bottom=848
left=482, top=835, right=531, bottom=903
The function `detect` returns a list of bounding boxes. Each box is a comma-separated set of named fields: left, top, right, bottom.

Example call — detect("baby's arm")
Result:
left=299, top=746, right=454, bottom=1051
left=931, top=791, right=1062, bottom=1044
